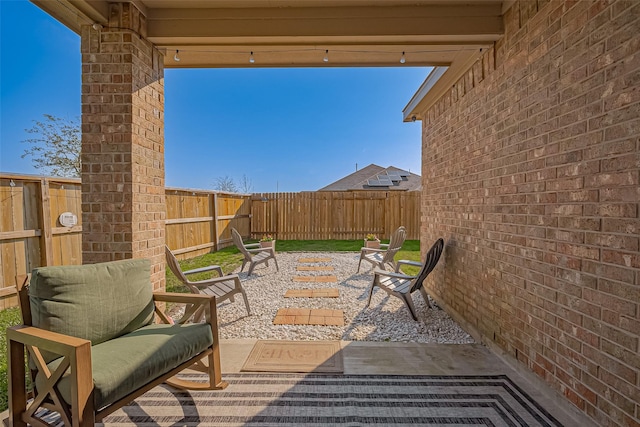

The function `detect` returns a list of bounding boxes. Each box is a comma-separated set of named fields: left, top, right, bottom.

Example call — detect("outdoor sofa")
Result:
left=8, top=258, right=227, bottom=427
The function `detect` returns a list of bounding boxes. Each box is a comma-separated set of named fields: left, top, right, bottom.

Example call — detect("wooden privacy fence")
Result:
left=165, top=187, right=250, bottom=257
left=1, top=174, right=420, bottom=309
left=251, top=191, right=420, bottom=241
left=0, top=174, right=251, bottom=309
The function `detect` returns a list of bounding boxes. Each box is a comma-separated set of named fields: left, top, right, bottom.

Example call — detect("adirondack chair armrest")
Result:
left=360, top=247, right=386, bottom=253
left=153, top=291, right=219, bottom=325
left=379, top=243, right=390, bottom=249
left=183, top=265, right=223, bottom=277
left=244, top=243, right=261, bottom=249
left=394, top=259, right=423, bottom=272
left=373, top=268, right=415, bottom=280
left=178, top=274, right=241, bottom=289
left=152, top=291, right=214, bottom=304
left=247, top=247, right=272, bottom=253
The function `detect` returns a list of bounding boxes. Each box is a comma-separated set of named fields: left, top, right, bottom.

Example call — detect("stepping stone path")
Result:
left=272, top=256, right=344, bottom=326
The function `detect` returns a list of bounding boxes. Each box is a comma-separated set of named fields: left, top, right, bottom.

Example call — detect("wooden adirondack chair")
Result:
left=357, top=226, right=407, bottom=272
left=231, top=228, right=279, bottom=275
left=165, top=245, right=250, bottom=319
left=366, top=238, right=444, bottom=321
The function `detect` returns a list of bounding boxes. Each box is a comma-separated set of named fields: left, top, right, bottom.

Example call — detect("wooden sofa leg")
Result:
left=8, top=338, right=27, bottom=427
left=207, top=352, right=229, bottom=390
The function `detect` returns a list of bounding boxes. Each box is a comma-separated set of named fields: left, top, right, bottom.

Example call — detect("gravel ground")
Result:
left=210, top=252, right=474, bottom=344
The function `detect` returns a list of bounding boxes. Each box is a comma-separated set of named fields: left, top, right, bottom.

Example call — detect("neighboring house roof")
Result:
left=319, top=164, right=421, bottom=191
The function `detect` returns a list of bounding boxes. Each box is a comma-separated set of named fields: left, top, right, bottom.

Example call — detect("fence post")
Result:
left=38, top=178, right=54, bottom=266
left=212, top=192, right=219, bottom=251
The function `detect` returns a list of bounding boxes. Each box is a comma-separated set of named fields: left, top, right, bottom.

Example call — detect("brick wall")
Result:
left=420, top=1, right=639, bottom=425
left=81, top=3, right=166, bottom=289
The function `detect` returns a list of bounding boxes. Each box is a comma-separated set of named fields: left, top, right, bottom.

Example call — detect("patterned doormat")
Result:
left=101, top=373, right=563, bottom=426
left=241, top=340, right=343, bottom=373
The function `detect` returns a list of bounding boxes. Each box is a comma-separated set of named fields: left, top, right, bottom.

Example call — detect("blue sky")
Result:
left=1, top=1, right=430, bottom=192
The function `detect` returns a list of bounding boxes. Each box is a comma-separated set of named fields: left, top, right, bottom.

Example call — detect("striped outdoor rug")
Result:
left=101, top=373, right=563, bottom=426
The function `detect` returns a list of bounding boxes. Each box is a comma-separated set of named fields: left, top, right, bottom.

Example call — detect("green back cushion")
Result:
left=29, top=259, right=155, bottom=349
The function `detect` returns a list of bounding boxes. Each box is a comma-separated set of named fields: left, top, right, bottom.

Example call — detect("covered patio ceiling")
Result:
left=32, top=0, right=511, bottom=118
left=33, top=0, right=508, bottom=67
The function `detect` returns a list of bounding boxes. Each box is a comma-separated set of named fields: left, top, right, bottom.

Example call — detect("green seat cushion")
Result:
left=37, top=323, right=214, bottom=409
left=29, top=259, right=155, bottom=358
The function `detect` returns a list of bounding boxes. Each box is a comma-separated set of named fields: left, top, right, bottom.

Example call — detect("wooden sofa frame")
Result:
left=8, top=275, right=228, bottom=427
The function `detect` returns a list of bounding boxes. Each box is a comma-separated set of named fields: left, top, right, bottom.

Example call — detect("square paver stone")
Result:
left=297, top=266, right=334, bottom=271
left=285, top=288, right=340, bottom=298
left=292, top=275, right=337, bottom=283
left=273, top=308, right=344, bottom=326
left=298, top=257, right=332, bottom=263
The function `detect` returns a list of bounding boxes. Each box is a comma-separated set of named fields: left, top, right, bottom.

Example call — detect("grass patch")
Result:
left=0, top=307, right=23, bottom=411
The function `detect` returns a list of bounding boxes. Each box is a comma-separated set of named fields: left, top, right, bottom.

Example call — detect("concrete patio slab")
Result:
left=218, top=339, right=599, bottom=427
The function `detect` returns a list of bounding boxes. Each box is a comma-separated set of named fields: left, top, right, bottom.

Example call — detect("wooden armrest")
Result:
left=244, top=243, right=260, bottom=249
left=184, top=265, right=223, bottom=276
left=153, top=292, right=213, bottom=304
left=153, top=292, right=219, bottom=326
left=395, top=259, right=423, bottom=272
left=379, top=243, right=390, bottom=249
left=8, top=325, right=93, bottom=427
left=247, top=247, right=272, bottom=253
left=7, top=325, right=90, bottom=355
left=188, top=274, right=240, bottom=288
left=373, top=268, right=415, bottom=280
left=361, top=247, right=386, bottom=253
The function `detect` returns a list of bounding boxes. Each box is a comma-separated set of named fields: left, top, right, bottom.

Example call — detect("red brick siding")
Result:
left=420, top=1, right=639, bottom=426
left=80, top=3, right=166, bottom=290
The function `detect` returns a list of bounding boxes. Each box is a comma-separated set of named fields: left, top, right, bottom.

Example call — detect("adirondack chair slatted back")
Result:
left=410, top=238, right=444, bottom=293
left=382, top=226, right=407, bottom=264
left=231, top=228, right=250, bottom=258
left=165, top=246, right=189, bottom=283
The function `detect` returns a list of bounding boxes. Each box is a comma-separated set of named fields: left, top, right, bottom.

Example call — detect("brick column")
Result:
left=80, top=3, right=165, bottom=290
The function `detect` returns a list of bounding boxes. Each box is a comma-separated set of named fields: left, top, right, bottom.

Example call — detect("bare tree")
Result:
left=22, top=114, right=81, bottom=177
left=213, top=175, right=253, bottom=193
left=213, top=175, right=238, bottom=192
left=239, top=174, right=253, bottom=193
